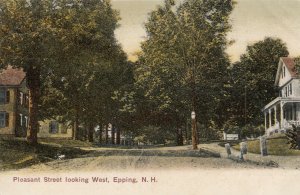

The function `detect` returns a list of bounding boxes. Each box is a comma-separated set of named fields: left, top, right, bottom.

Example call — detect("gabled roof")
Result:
left=274, top=57, right=298, bottom=86
left=282, top=57, right=297, bottom=77
left=0, top=66, right=26, bottom=86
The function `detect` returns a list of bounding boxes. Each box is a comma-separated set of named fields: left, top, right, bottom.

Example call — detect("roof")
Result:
left=0, top=66, right=26, bottom=86
left=274, top=57, right=298, bottom=87
left=281, top=57, right=297, bottom=77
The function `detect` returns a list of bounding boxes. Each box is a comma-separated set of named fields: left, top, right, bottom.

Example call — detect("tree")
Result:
left=43, top=0, right=128, bottom=143
left=0, top=0, right=122, bottom=144
left=0, top=0, right=57, bottom=145
left=228, top=37, right=289, bottom=127
left=135, top=0, right=234, bottom=146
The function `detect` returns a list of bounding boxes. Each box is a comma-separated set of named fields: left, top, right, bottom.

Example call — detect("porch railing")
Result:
left=284, top=120, right=300, bottom=128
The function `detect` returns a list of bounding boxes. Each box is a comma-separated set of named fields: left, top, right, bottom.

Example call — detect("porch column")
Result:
left=274, top=106, right=277, bottom=124
left=280, top=102, right=283, bottom=129
left=292, top=103, right=295, bottom=121
left=296, top=102, right=300, bottom=121
left=269, top=109, right=272, bottom=127
left=264, top=112, right=267, bottom=130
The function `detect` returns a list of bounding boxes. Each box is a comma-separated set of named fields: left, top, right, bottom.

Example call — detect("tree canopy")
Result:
left=0, top=0, right=129, bottom=144
left=135, top=0, right=235, bottom=144
left=227, top=37, right=289, bottom=127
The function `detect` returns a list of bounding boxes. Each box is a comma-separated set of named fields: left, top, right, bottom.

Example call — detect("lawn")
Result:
left=0, top=138, right=90, bottom=171
left=39, top=138, right=94, bottom=147
left=233, top=136, right=300, bottom=156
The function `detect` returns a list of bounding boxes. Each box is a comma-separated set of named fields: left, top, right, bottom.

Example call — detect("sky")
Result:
left=111, top=0, right=300, bottom=62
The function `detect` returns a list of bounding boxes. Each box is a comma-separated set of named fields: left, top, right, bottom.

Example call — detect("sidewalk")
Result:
left=201, top=143, right=300, bottom=170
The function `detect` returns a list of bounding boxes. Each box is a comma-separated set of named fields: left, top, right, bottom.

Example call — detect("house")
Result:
left=0, top=66, right=72, bottom=138
left=263, top=57, right=300, bottom=136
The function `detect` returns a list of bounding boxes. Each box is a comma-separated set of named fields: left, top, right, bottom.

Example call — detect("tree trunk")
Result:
left=191, top=74, right=198, bottom=149
left=111, top=125, right=115, bottom=144
left=177, top=127, right=183, bottom=146
left=73, top=108, right=79, bottom=140
left=105, top=125, right=108, bottom=144
left=83, top=124, right=88, bottom=141
left=88, top=123, right=94, bottom=142
left=116, top=125, right=121, bottom=145
left=26, top=66, right=41, bottom=146
left=99, top=124, right=103, bottom=144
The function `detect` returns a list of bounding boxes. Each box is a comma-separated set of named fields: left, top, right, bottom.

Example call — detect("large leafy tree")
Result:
left=228, top=37, right=289, bottom=127
left=135, top=0, right=234, bottom=145
left=0, top=0, right=58, bottom=145
left=0, top=0, right=122, bottom=144
left=40, top=0, right=128, bottom=142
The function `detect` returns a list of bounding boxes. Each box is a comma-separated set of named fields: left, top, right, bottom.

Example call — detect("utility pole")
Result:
left=244, top=85, right=247, bottom=126
left=191, top=61, right=198, bottom=150
left=191, top=111, right=198, bottom=149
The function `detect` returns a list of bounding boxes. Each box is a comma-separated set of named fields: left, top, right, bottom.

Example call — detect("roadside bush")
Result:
left=134, top=125, right=176, bottom=145
left=198, top=122, right=222, bottom=141
left=240, top=125, right=265, bottom=139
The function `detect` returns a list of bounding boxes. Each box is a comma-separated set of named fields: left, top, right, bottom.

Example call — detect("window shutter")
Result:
left=49, top=122, right=52, bottom=133
left=5, top=113, right=9, bottom=127
left=6, top=90, right=10, bottom=103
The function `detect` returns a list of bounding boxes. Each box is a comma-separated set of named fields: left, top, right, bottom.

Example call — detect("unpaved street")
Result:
left=21, top=146, right=270, bottom=172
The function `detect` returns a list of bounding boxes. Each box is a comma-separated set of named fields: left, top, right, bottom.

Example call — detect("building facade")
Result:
left=0, top=67, right=72, bottom=138
left=263, top=57, right=300, bottom=136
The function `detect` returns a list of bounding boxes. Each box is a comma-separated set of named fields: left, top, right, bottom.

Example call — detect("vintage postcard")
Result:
left=1, top=0, right=300, bottom=194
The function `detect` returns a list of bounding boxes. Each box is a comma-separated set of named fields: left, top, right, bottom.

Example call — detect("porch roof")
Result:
left=263, top=97, right=300, bottom=111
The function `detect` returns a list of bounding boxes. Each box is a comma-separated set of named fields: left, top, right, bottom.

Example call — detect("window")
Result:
left=0, top=112, right=9, bottom=128
left=60, top=127, right=67, bottom=134
left=283, top=66, right=286, bottom=77
left=290, top=83, right=292, bottom=95
left=24, top=116, right=28, bottom=127
left=285, top=86, right=288, bottom=97
left=6, top=113, right=9, bottom=127
left=22, top=94, right=27, bottom=106
left=26, top=95, right=29, bottom=105
left=49, top=121, right=59, bottom=134
left=20, top=92, right=23, bottom=105
left=19, top=114, right=23, bottom=126
left=0, top=88, right=5, bottom=104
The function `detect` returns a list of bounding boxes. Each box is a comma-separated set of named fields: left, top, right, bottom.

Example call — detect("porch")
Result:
left=263, top=97, right=300, bottom=136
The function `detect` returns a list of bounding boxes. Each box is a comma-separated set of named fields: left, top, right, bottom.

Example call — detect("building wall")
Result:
left=278, top=63, right=292, bottom=87
left=15, top=79, right=29, bottom=137
left=38, top=120, right=73, bottom=138
left=280, top=79, right=300, bottom=98
left=0, top=81, right=73, bottom=138
left=292, top=79, right=300, bottom=97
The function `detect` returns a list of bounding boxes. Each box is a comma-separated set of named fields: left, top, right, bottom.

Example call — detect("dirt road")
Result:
left=20, top=146, right=269, bottom=172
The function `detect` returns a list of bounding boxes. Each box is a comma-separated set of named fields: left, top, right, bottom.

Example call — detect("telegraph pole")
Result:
left=191, top=111, right=198, bottom=149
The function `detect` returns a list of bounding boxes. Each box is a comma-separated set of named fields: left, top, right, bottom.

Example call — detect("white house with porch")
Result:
left=263, top=57, right=300, bottom=136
